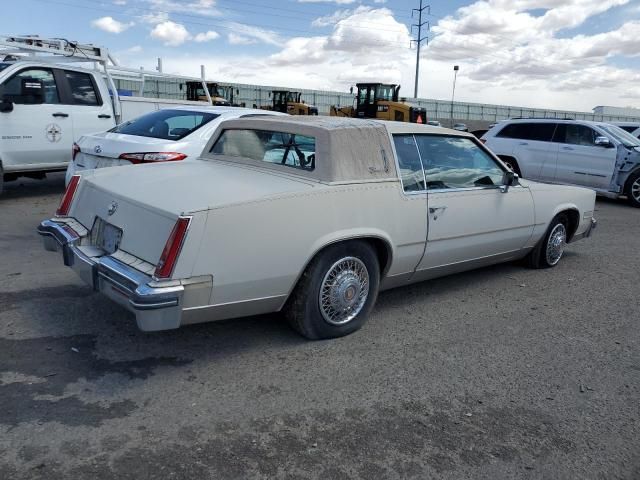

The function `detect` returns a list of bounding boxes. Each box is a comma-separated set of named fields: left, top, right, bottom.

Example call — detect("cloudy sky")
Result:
left=4, top=0, right=640, bottom=111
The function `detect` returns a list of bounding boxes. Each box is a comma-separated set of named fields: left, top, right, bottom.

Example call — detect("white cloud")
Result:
left=311, top=6, right=372, bottom=27
left=298, top=0, right=358, bottom=4
left=146, top=0, right=222, bottom=17
left=194, top=30, right=220, bottom=42
left=150, top=21, right=191, bottom=46
left=140, top=12, right=169, bottom=24
left=227, top=33, right=257, bottom=45
left=134, top=3, right=640, bottom=110
left=91, top=16, right=134, bottom=34
left=225, top=22, right=284, bottom=46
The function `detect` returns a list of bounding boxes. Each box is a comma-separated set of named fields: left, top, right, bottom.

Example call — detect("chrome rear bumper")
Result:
left=38, top=219, right=184, bottom=331
left=571, top=217, right=597, bottom=242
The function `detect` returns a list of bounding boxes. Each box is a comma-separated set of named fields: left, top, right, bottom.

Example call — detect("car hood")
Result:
left=79, top=159, right=318, bottom=216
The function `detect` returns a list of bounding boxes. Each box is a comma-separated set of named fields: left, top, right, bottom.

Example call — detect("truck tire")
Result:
left=625, top=170, right=640, bottom=208
left=0, top=164, right=4, bottom=196
left=526, top=213, right=569, bottom=269
left=285, top=241, right=380, bottom=340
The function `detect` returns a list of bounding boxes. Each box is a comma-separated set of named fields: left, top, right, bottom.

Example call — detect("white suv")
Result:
left=482, top=119, right=640, bottom=207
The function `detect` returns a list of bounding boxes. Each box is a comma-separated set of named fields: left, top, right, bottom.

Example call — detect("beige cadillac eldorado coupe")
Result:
left=38, top=117, right=597, bottom=339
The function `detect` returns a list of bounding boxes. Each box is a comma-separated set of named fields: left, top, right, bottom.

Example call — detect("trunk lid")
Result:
left=69, top=160, right=317, bottom=265
left=75, top=132, right=187, bottom=171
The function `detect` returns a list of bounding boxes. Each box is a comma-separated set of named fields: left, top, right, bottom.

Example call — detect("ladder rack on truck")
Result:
left=0, top=35, right=214, bottom=122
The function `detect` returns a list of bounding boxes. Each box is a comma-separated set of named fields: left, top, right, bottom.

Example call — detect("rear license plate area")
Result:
left=91, top=217, right=122, bottom=254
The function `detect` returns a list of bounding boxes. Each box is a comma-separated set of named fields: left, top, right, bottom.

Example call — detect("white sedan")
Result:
left=65, top=106, right=286, bottom=185
left=41, top=117, right=596, bottom=340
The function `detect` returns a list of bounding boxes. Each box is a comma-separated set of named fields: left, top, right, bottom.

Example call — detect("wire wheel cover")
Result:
left=546, top=223, right=567, bottom=266
left=319, top=257, right=370, bottom=325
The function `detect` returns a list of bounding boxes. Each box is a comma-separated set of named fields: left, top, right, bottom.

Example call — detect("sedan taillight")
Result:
left=119, top=152, right=187, bottom=164
left=72, top=142, right=81, bottom=161
left=154, top=216, right=191, bottom=280
left=56, top=175, right=81, bottom=217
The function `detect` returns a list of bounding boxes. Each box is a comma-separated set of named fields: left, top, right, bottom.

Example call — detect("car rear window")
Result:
left=210, top=129, right=316, bottom=171
left=111, top=109, right=220, bottom=141
left=496, top=122, right=556, bottom=142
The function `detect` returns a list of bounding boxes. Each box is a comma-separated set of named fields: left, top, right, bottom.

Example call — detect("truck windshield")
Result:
left=599, top=124, right=640, bottom=148
left=111, top=109, right=220, bottom=141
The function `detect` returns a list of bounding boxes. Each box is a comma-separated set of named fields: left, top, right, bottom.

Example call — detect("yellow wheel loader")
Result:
left=185, top=81, right=244, bottom=106
left=331, top=83, right=426, bottom=123
left=261, top=90, right=318, bottom=115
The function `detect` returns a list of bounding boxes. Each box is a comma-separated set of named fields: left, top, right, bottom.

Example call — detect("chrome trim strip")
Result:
left=183, top=294, right=287, bottom=312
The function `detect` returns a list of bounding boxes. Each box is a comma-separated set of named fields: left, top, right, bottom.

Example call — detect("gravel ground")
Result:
left=0, top=173, right=638, bottom=479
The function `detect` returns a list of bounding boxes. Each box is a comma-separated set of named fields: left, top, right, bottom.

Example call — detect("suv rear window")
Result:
left=111, top=109, right=220, bottom=141
left=496, top=122, right=556, bottom=142
left=210, top=129, right=316, bottom=171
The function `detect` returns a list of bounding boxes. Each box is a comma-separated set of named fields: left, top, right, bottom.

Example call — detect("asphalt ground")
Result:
left=0, top=173, right=638, bottom=479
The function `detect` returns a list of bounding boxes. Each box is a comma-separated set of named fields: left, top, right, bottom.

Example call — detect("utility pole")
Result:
left=411, top=1, right=430, bottom=99
left=450, top=65, right=459, bottom=127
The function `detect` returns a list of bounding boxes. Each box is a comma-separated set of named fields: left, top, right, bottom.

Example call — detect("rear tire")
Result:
left=625, top=170, right=640, bottom=208
left=526, top=214, right=569, bottom=269
left=285, top=241, right=380, bottom=340
left=0, top=165, right=4, bottom=196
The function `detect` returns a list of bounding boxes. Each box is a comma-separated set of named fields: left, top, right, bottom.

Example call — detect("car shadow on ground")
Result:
left=1, top=172, right=66, bottom=201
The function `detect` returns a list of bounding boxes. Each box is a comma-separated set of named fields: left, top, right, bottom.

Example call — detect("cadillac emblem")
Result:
left=107, top=201, right=118, bottom=216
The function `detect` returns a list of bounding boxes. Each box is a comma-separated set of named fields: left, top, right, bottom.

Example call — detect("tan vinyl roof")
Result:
left=200, top=116, right=472, bottom=183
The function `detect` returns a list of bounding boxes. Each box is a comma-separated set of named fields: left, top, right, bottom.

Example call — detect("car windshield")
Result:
left=599, top=124, right=640, bottom=148
left=110, top=109, right=220, bottom=141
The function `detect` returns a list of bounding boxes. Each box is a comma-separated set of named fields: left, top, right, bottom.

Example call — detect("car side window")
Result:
left=553, top=124, right=596, bottom=146
left=211, top=129, right=316, bottom=171
left=64, top=71, right=101, bottom=106
left=392, top=135, right=425, bottom=192
left=497, top=122, right=555, bottom=142
left=415, top=135, right=505, bottom=190
left=0, top=68, right=60, bottom=104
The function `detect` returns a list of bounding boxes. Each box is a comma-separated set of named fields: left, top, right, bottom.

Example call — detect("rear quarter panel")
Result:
left=524, top=181, right=596, bottom=246
left=192, top=181, right=427, bottom=306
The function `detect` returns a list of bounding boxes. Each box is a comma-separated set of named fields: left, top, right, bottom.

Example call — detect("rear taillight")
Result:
left=72, top=142, right=81, bottom=161
left=56, top=175, right=81, bottom=217
left=154, top=216, right=191, bottom=280
left=119, top=152, right=187, bottom=164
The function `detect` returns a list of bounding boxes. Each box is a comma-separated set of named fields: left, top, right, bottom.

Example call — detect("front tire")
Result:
left=625, top=170, right=640, bottom=208
left=526, top=214, right=568, bottom=269
left=285, top=241, right=380, bottom=340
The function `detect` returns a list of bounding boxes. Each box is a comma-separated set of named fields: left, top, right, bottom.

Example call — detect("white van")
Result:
left=482, top=119, right=640, bottom=207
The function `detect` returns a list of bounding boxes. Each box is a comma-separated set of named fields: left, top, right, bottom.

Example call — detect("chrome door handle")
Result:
left=98, top=114, right=112, bottom=119
left=429, top=206, right=447, bottom=220
left=52, top=112, right=69, bottom=118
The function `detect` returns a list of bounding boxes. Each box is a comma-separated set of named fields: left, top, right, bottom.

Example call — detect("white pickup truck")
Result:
left=0, top=60, right=213, bottom=193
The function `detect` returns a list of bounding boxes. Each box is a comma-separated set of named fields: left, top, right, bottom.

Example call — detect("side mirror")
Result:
left=501, top=170, right=518, bottom=193
left=595, top=136, right=612, bottom=148
left=20, top=78, right=44, bottom=104
left=350, top=86, right=354, bottom=95
left=0, top=98, right=13, bottom=113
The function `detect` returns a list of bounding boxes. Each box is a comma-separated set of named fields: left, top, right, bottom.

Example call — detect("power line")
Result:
left=411, top=1, right=430, bottom=98
left=30, top=0, right=416, bottom=50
